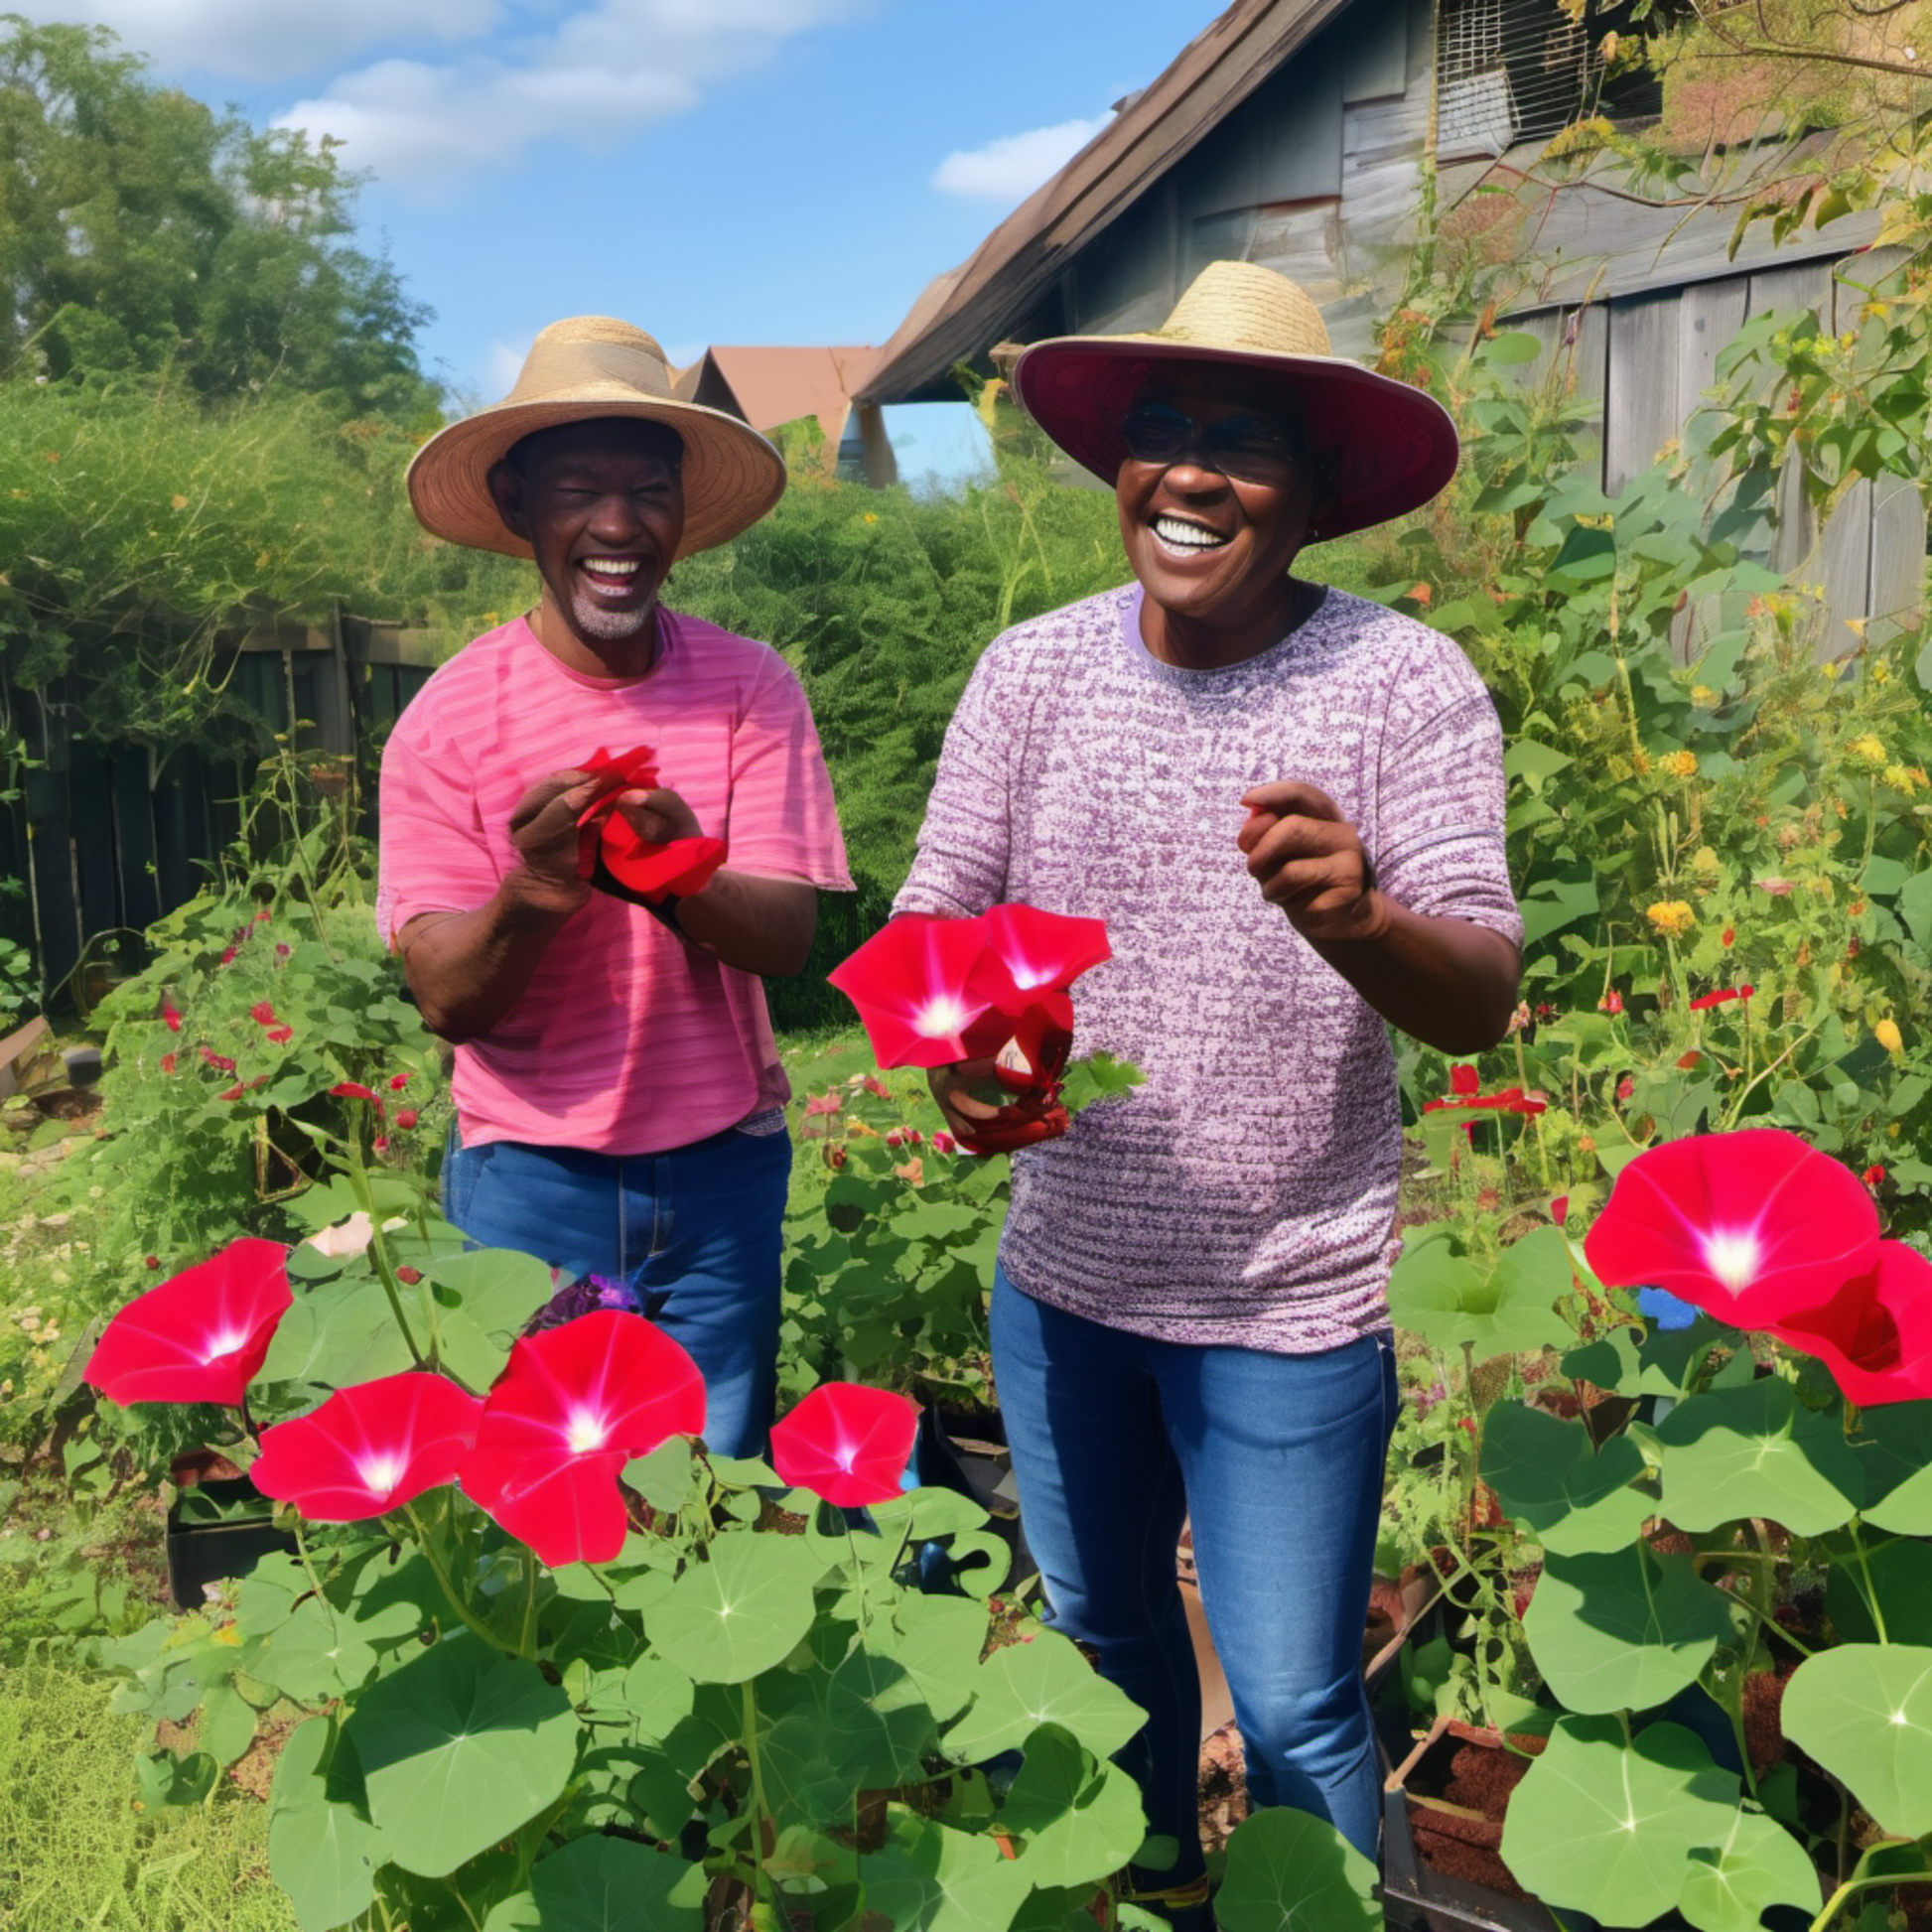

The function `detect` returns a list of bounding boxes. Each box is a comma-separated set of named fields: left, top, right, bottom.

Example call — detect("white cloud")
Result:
left=930, top=115, right=1110, bottom=204
left=273, top=0, right=873, bottom=200
left=7, top=0, right=500, bottom=82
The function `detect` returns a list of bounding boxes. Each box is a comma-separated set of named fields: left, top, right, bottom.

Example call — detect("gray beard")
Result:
left=569, top=590, right=652, bottom=642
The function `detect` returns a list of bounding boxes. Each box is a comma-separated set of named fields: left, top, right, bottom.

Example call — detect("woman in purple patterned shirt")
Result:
left=897, top=263, right=1523, bottom=1924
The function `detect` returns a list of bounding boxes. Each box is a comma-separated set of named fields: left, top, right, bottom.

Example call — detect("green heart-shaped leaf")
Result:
left=942, top=1628, right=1143, bottom=1763
left=1654, top=1379, right=1863, bottom=1536
left=1782, top=1644, right=1932, bottom=1838
left=1480, top=1403, right=1651, bottom=1555
left=481, top=1833, right=706, bottom=1930
left=649, top=1534, right=822, bottom=1684
left=1214, top=1804, right=1381, bottom=1932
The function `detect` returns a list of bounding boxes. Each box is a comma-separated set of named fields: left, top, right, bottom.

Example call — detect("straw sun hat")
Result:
left=406, top=316, right=786, bottom=560
left=1012, top=261, right=1458, bottom=543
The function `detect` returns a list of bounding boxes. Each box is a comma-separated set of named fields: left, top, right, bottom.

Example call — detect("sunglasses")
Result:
left=1119, top=401, right=1302, bottom=484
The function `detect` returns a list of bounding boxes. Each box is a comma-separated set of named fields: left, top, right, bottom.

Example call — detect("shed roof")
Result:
left=855, top=0, right=1346, bottom=405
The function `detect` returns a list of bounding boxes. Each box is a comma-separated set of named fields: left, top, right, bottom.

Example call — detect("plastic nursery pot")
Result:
left=164, top=1459, right=295, bottom=1611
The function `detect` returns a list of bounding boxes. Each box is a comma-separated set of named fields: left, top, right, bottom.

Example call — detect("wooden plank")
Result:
left=1253, top=31, right=1346, bottom=205
left=1817, top=481, right=1874, bottom=660
left=1604, top=291, right=1682, bottom=495
left=1771, top=446, right=1814, bottom=576
left=1747, top=258, right=1834, bottom=322
left=1342, top=91, right=1427, bottom=163
left=1867, top=473, right=1927, bottom=642
left=68, top=739, right=119, bottom=951
left=151, top=750, right=199, bottom=911
left=24, top=759, right=79, bottom=1004
left=1676, top=276, right=1749, bottom=426
left=1504, top=311, right=1562, bottom=390
left=1340, top=0, right=1407, bottom=101
left=109, top=746, right=162, bottom=935
left=1832, top=244, right=1911, bottom=330
left=1245, top=200, right=1345, bottom=305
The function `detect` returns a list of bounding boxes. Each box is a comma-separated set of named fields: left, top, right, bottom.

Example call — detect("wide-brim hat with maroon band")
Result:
left=406, top=315, right=786, bottom=561
left=1011, top=261, right=1458, bottom=544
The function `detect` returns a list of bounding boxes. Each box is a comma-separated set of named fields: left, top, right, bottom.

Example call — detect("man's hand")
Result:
left=608, top=785, right=703, bottom=849
left=1237, top=780, right=1390, bottom=943
left=505, top=768, right=622, bottom=916
left=927, top=1057, right=1067, bottom=1158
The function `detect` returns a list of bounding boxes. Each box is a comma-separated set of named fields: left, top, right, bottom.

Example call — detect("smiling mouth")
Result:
left=577, top=556, right=649, bottom=599
left=1150, top=513, right=1229, bottom=555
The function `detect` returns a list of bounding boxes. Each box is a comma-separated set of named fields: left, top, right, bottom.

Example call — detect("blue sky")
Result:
left=22, top=1, right=1221, bottom=481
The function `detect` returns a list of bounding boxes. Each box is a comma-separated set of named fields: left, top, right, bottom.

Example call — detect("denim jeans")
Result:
left=989, top=1267, right=1399, bottom=1871
left=442, top=1120, right=791, bottom=1457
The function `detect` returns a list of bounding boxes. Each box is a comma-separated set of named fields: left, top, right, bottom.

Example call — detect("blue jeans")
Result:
left=442, top=1121, right=791, bottom=1457
left=989, top=1268, right=1398, bottom=1871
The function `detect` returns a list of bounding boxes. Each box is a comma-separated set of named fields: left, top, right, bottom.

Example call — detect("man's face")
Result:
left=1114, top=368, right=1319, bottom=631
left=489, top=419, right=686, bottom=646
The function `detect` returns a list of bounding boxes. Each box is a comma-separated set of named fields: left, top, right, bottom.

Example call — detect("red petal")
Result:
left=827, top=915, right=1001, bottom=1069
left=252, top=1373, right=483, bottom=1520
left=330, top=1082, right=378, bottom=1102
left=990, top=997, right=1075, bottom=1093
left=1583, top=1129, right=1880, bottom=1328
left=83, top=1239, right=292, bottom=1407
left=598, top=823, right=727, bottom=901
left=969, top=903, right=1111, bottom=1013
left=1770, top=1243, right=1932, bottom=1405
left=461, top=1445, right=631, bottom=1566
left=769, top=1383, right=919, bottom=1507
left=1449, top=1064, right=1481, bottom=1096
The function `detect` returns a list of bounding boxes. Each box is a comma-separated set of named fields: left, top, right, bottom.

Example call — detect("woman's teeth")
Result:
left=1153, top=515, right=1226, bottom=551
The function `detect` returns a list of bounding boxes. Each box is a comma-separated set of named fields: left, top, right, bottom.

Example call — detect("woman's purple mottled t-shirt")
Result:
left=895, top=583, right=1522, bottom=1354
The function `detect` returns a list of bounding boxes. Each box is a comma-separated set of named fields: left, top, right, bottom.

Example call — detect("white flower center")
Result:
left=1702, top=1229, right=1761, bottom=1295
left=202, top=1326, right=248, bottom=1363
left=831, top=1434, right=859, bottom=1471
left=914, top=994, right=971, bottom=1037
left=565, top=1407, right=610, bottom=1454
left=1005, top=956, right=1052, bottom=991
left=357, top=1453, right=404, bottom=1496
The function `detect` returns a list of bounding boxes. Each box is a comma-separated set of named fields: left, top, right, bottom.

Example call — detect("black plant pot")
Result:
left=165, top=1473, right=296, bottom=1610
left=911, top=1406, right=1037, bottom=1587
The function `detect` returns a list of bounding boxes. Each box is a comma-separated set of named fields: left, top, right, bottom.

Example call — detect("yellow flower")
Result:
left=1631, top=749, right=1652, bottom=776
left=1871, top=660, right=1892, bottom=685
left=1849, top=735, right=1887, bottom=766
left=1661, top=751, right=1699, bottom=779
left=1876, top=1018, right=1904, bottom=1056
left=862, top=511, right=879, bottom=525
left=1690, top=685, right=1718, bottom=708
left=1883, top=763, right=1923, bottom=795
left=1646, top=900, right=1696, bottom=939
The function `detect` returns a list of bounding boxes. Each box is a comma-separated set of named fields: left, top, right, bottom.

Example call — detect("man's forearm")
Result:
left=672, top=871, right=817, bottom=977
left=1308, top=896, right=1521, bottom=1055
left=398, top=883, right=578, bottom=1043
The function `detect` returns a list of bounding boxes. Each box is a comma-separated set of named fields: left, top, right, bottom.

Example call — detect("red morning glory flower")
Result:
left=969, top=902, right=1111, bottom=1013
left=266, top=1025, right=294, bottom=1044
left=388, top=1073, right=410, bottom=1092
left=250, top=1001, right=277, bottom=1027
left=829, top=914, right=1010, bottom=1069
left=1769, top=1242, right=1932, bottom=1406
left=251, top=1373, right=484, bottom=1520
left=769, top=1382, right=920, bottom=1507
left=331, top=1082, right=378, bottom=1102
left=569, top=743, right=728, bottom=902
left=1598, top=990, right=1624, bottom=1016
left=161, top=995, right=184, bottom=1034
left=160, top=1052, right=177, bottom=1074
left=83, top=1239, right=292, bottom=1408
left=1583, top=1129, right=1880, bottom=1330
left=459, top=1311, right=706, bottom=1567
left=201, top=1045, right=236, bottom=1073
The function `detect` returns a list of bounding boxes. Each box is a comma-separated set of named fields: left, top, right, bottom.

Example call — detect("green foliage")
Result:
left=0, top=1656, right=297, bottom=1932
left=0, top=17, right=434, bottom=416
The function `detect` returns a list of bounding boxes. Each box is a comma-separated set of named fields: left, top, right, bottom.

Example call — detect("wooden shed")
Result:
left=858, top=0, right=1923, bottom=649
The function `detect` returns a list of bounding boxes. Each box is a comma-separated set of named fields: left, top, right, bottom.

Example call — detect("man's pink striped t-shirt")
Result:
left=376, top=611, right=851, bottom=1156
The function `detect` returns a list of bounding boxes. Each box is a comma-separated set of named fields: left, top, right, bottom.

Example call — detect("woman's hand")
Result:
left=1237, top=780, right=1390, bottom=943
left=927, top=1057, right=1068, bottom=1157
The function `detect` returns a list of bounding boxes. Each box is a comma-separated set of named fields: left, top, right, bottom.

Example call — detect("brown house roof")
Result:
left=675, top=345, right=882, bottom=444
left=855, top=0, right=1347, bottom=405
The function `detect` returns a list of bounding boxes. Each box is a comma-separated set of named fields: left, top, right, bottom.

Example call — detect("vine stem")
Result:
left=400, top=1501, right=524, bottom=1657
left=740, top=1676, right=780, bottom=1922
left=1810, top=1869, right=1932, bottom=1932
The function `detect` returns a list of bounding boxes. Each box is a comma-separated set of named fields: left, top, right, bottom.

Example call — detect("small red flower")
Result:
left=275, top=943, right=291, bottom=959
left=825, top=1144, right=847, bottom=1170
left=252, top=908, right=271, bottom=926
left=388, top=1073, right=410, bottom=1092
left=161, top=995, right=184, bottom=1034
left=1863, top=1166, right=1886, bottom=1187
left=1616, top=1076, right=1635, bottom=1101
left=200, top=1045, right=236, bottom=1074
left=1722, top=927, right=1735, bottom=947
left=219, top=947, right=237, bottom=966
left=1584, top=1129, right=1880, bottom=1329
left=1598, top=990, right=1624, bottom=1016
left=459, top=1311, right=706, bottom=1567
left=769, top=1383, right=920, bottom=1508
left=372, top=1136, right=390, bottom=1153
left=803, top=1092, right=843, bottom=1118
left=931, top=1131, right=958, bottom=1156
left=1677, top=1050, right=1704, bottom=1069
left=83, top=1240, right=292, bottom=1408
left=250, top=1001, right=277, bottom=1026
left=394, top=1108, right=419, bottom=1130
left=395, top=1266, right=423, bottom=1286
left=252, top=1373, right=484, bottom=1520
left=331, top=1082, right=379, bottom=1103
left=1551, top=1195, right=1570, bottom=1224
left=144, top=1256, right=161, bottom=1270
left=218, top=1083, right=244, bottom=1102
left=1449, top=1064, right=1481, bottom=1096
left=1688, top=986, right=1754, bottom=1011
left=862, top=1075, right=891, bottom=1099
left=266, top=1025, right=293, bottom=1044
left=160, top=1052, right=177, bottom=1075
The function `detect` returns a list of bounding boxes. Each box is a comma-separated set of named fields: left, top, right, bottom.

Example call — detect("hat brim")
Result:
left=1012, top=337, right=1459, bottom=543
left=406, top=393, right=787, bottom=561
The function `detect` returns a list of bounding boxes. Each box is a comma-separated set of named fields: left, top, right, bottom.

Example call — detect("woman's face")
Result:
left=1114, top=367, right=1319, bottom=633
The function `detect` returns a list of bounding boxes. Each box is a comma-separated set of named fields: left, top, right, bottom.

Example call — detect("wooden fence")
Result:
left=0, top=613, right=442, bottom=1008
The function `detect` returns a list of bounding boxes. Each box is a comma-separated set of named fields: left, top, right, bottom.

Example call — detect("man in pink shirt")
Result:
left=377, top=316, right=850, bottom=1453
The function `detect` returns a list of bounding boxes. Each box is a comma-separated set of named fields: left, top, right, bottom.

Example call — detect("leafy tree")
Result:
left=0, top=14, right=437, bottom=419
